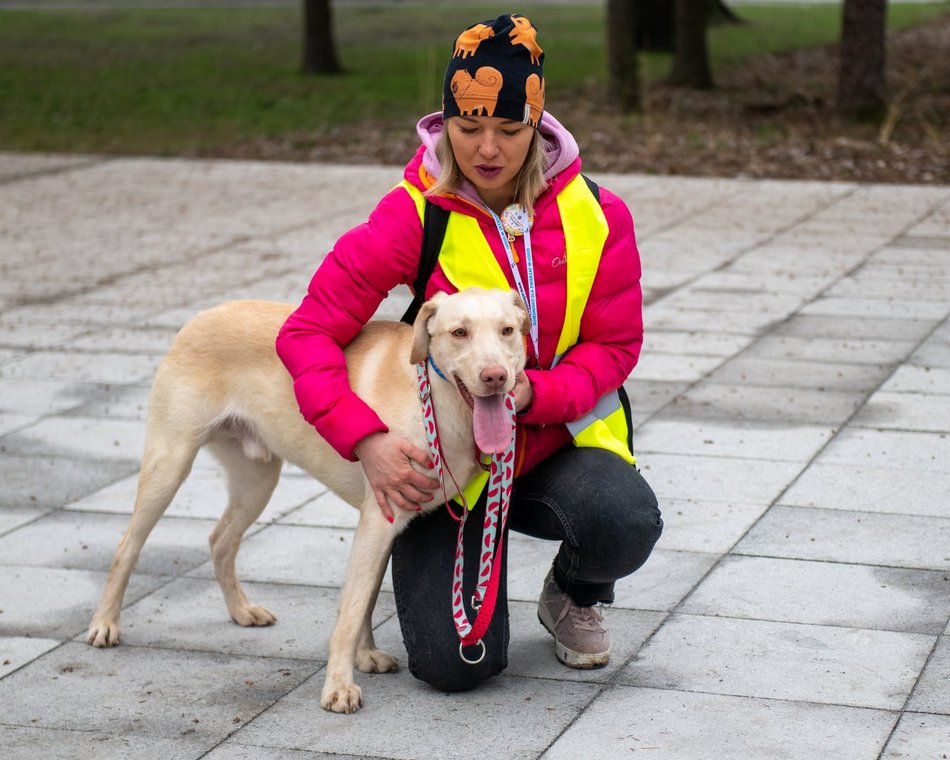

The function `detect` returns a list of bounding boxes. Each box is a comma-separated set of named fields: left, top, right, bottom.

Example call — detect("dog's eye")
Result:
left=452, top=328, right=467, bottom=338
left=502, top=326, right=514, bottom=336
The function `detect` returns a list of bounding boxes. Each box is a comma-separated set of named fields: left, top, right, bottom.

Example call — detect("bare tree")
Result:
left=837, top=0, right=887, bottom=114
left=607, top=0, right=641, bottom=112
left=669, top=0, right=714, bottom=89
left=302, top=0, right=342, bottom=75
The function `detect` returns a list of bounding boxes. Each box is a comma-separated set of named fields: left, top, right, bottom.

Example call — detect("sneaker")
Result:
left=537, top=568, right=610, bottom=669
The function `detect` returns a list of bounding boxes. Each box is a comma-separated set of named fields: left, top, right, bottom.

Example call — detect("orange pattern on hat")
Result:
left=509, top=15, right=543, bottom=66
left=450, top=66, right=503, bottom=118
left=525, top=73, right=545, bottom=126
left=454, top=24, right=494, bottom=59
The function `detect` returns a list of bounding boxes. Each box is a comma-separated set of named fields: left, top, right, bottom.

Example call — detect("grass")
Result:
left=0, top=3, right=946, bottom=155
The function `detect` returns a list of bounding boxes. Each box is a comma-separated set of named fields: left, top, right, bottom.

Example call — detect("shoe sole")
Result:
left=537, top=610, right=610, bottom=670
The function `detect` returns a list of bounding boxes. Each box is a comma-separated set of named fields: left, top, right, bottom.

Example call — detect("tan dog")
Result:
left=86, top=288, right=529, bottom=713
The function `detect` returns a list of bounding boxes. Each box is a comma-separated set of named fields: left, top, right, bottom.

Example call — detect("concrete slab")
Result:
left=852, top=390, right=950, bottom=432
left=652, top=498, right=768, bottom=554
left=624, top=614, right=934, bottom=710
left=682, top=555, right=950, bottom=634
left=542, top=686, right=896, bottom=760
left=735, top=506, right=950, bottom=571
left=706, top=356, right=895, bottom=392
left=882, top=713, right=950, bottom=760
left=906, top=635, right=950, bottom=714
left=0, top=454, right=136, bottom=510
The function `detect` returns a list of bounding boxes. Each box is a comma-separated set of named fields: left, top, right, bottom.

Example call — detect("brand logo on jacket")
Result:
left=552, top=253, right=567, bottom=267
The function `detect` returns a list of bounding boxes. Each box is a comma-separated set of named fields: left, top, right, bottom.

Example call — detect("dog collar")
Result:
left=427, top=354, right=449, bottom=382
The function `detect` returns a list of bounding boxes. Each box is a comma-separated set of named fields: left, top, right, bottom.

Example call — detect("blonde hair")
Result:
left=425, top=128, right=548, bottom=215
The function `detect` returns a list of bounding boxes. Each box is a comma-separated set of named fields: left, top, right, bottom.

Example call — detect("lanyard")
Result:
left=489, top=207, right=539, bottom=367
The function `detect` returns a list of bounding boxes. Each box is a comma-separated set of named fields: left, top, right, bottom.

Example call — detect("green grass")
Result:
left=0, top=3, right=945, bottom=155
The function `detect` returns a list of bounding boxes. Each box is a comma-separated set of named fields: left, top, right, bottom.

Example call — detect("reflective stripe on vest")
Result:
left=399, top=178, right=635, bottom=468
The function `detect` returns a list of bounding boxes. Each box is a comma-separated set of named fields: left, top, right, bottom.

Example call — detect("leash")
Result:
left=416, top=358, right=516, bottom=665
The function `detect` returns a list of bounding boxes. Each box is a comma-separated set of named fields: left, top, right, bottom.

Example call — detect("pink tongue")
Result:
left=473, top=394, right=512, bottom=454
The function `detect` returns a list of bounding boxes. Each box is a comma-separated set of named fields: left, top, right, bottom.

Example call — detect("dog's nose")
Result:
left=480, top=366, right=508, bottom=391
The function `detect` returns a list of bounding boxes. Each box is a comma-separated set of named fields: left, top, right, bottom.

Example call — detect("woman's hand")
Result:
left=513, top=370, right=534, bottom=413
left=354, top=432, right=440, bottom=523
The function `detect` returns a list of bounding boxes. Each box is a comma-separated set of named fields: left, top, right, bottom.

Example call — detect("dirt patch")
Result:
left=207, top=14, right=949, bottom=184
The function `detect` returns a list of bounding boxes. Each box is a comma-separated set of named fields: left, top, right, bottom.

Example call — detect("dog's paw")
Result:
left=230, top=604, right=277, bottom=627
left=87, top=620, right=120, bottom=648
left=320, top=681, right=364, bottom=714
left=355, top=648, right=398, bottom=674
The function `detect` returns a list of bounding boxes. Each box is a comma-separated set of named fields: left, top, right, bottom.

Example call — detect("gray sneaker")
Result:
left=537, top=568, right=610, bottom=668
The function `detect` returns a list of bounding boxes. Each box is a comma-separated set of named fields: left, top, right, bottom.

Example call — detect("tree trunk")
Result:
left=607, top=0, right=641, bottom=113
left=837, top=0, right=887, bottom=115
left=635, top=0, right=740, bottom=52
left=302, top=0, right=342, bottom=75
left=669, top=0, right=714, bottom=89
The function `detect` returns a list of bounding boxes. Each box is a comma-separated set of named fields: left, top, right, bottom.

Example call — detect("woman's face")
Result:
left=446, top=115, right=534, bottom=213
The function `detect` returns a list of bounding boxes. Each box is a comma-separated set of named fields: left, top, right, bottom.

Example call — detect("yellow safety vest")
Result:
left=399, top=176, right=636, bottom=502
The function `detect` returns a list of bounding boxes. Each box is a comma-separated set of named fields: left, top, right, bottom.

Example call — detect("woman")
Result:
left=276, top=13, right=662, bottom=692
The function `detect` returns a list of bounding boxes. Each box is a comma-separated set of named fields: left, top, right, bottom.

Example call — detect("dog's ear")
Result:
left=409, top=292, right=447, bottom=364
left=510, top=289, right=531, bottom=335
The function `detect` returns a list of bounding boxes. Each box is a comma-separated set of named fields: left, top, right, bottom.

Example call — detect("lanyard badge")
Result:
left=490, top=205, right=539, bottom=366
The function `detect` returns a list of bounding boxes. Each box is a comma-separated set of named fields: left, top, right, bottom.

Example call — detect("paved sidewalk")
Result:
left=0, top=152, right=947, bottom=759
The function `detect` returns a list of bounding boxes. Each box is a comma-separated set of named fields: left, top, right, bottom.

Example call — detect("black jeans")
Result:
left=390, top=445, right=662, bottom=692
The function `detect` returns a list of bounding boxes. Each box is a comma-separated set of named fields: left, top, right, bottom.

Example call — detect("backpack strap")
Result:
left=401, top=200, right=451, bottom=325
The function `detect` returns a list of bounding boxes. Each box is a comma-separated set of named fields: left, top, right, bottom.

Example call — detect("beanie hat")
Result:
left=442, top=14, right=545, bottom=127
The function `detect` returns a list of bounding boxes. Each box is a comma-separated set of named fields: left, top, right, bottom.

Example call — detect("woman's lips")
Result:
left=475, top=165, right=503, bottom=179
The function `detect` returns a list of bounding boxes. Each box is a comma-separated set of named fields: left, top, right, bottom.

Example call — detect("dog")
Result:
left=86, top=287, right=529, bottom=714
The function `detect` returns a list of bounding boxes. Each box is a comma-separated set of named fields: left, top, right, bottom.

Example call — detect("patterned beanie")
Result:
left=442, top=14, right=545, bottom=127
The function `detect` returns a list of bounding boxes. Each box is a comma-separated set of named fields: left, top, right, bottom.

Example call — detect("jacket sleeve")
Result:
left=518, top=187, right=643, bottom=426
left=275, top=185, right=423, bottom=461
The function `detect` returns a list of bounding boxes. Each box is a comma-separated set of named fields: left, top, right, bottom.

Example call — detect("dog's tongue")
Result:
left=473, top=394, right=513, bottom=454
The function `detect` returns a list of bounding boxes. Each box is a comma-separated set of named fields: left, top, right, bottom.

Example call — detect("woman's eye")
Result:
left=503, top=130, right=523, bottom=137
left=458, top=127, right=478, bottom=135
left=452, top=328, right=467, bottom=338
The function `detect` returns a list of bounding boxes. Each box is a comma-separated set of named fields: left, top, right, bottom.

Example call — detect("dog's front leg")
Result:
left=321, top=506, right=396, bottom=714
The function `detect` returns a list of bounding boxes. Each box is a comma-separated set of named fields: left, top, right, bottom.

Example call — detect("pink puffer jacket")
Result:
left=276, top=112, right=644, bottom=477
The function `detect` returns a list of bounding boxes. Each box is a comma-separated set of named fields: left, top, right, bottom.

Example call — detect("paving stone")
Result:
left=0, top=725, right=215, bottom=760
left=881, top=365, right=950, bottom=394
left=810, top=427, right=950, bottom=471
left=0, top=454, right=136, bottom=509
left=799, top=296, right=950, bottom=321
left=0, top=413, right=36, bottom=436
left=631, top=351, right=725, bottom=383
left=234, top=670, right=599, bottom=759
left=852, top=391, right=950, bottom=433
left=639, top=452, right=803, bottom=504
left=2, top=415, right=146, bottom=461
left=744, top=335, right=917, bottom=365
left=0, top=641, right=315, bottom=742
left=634, top=417, right=833, bottom=462
left=623, top=378, right=691, bottom=420
left=0, top=378, right=104, bottom=414
left=0, top=349, right=162, bottom=384
left=624, top=614, right=934, bottom=710
left=906, top=635, right=950, bottom=714
left=0, top=637, right=61, bottom=677
left=641, top=329, right=753, bottom=358
left=706, top=355, right=894, bottom=392
left=881, top=713, right=950, bottom=760
left=774, top=314, right=939, bottom=343
left=64, top=469, right=326, bottom=522
left=275, top=488, right=358, bottom=529
left=666, top=383, right=867, bottom=425
left=736, top=506, right=950, bottom=571
left=0, top=511, right=219, bottom=576
left=542, top=686, right=896, bottom=760
left=114, top=577, right=397, bottom=662
left=0, top=565, right=167, bottom=639
left=781, top=462, right=950, bottom=518
left=653, top=498, right=768, bottom=554
left=0, top=505, right=47, bottom=536
left=682, top=556, right=950, bottom=634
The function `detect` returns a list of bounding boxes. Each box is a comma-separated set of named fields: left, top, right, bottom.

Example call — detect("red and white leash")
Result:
left=416, top=359, right=516, bottom=664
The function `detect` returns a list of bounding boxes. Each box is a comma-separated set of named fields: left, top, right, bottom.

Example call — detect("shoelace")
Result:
left=557, top=601, right=606, bottom=633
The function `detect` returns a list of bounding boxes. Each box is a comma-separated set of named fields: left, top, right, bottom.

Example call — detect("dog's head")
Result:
left=410, top=287, right=529, bottom=453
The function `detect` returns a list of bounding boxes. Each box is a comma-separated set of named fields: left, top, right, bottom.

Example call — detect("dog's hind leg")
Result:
left=207, top=436, right=282, bottom=627
left=87, top=429, right=200, bottom=647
